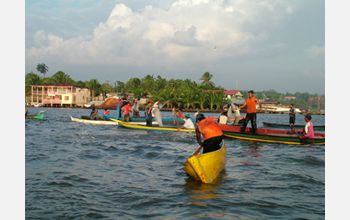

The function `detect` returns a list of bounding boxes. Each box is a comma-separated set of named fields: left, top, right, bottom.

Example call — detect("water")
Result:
left=25, top=108, right=325, bottom=219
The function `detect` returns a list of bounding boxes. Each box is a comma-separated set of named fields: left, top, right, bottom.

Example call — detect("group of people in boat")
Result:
left=90, top=90, right=315, bottom=154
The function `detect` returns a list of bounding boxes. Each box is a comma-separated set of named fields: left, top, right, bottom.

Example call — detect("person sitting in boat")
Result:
left=103, top=108, right=110, bottom=115
left=217, top=111, right=228, bottom=124
left=293, top=114, right=314, bottom=139
left=195, top=113, right=224, bottom=154
left=90, top=107, right=98, bottom=120
left=145, top=100, right=154, bottom=127
left=178, top=113, right=195, bottom=131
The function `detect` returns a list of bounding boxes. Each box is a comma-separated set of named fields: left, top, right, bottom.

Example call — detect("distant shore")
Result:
left=25, top=106, right=325, bottom=115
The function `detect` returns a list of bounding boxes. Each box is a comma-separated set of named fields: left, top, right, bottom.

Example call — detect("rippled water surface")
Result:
left=25, top=108, right=325, bottom=219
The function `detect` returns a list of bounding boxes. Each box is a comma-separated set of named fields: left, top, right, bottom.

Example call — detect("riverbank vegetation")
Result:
left=25, top=65, right=325, bottom=111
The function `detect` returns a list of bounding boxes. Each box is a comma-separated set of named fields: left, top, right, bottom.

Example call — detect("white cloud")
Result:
left=26, top=0, right=298, bottom=72
left=306, top=45, right=325, bottom=58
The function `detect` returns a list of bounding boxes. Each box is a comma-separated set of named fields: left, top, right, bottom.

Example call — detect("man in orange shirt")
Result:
left=238, top=90, right=262, bottom=133
left=195, top=113, right=224, bottom=154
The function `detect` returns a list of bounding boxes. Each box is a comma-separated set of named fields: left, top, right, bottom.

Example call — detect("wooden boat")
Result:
left=71, top=116, right=118, bottom=125
left=71, top=116, right=154, bottom=126
left=217, top=124, right=325, bottom=145
left=184, top=141, right=227, bottom=183
left=263, top=122, right=325, bottom=131
left=111, top=119, right=195, bottom=133
left=26, top=111, right=45, bottom=119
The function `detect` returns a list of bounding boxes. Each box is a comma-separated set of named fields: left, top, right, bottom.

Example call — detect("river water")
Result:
left=25, top=108, right=325, bottom=219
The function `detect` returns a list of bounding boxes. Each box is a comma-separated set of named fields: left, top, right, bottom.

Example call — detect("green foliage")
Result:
left=36, top=63, right=49, bottom=78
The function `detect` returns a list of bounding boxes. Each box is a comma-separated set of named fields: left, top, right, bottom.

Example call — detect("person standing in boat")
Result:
left=90, top=107, right=98, bottom=120
left=289, top=104, right=296, bottom=127
left=132, top=99, right=140, bottom=118
left=293, top=114, right=314, bottom=139
left=195, top=113, right=224, bottom=154
left=145, top=100, right=154, bottom=127
left=232, top=103, right=241, bottom=125
left=178, top=113, right=195, bottom=131
left=122, top=102, right=132, bottom=122
left=238, top=90, right=262, bottom=133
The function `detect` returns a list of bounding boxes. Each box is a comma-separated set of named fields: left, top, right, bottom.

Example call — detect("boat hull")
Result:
left=217, top=124, right=325, bottom=145
left=112, top=119, right=195, bottom=133
left=263, top=122, right=325, bottom=131
left=184, top=143, right=227, bottom=183
left=26, top=112, right=44, bottom=119
left=71, top=116, right=118, bottom=125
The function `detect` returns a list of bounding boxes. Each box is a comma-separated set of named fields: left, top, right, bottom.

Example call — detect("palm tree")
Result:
left=51, top=71, right=74, bottom=84
left=196, top=90, right=207, bottom=110
left=36, top=63, right=49, bottom=78
left=88, top=79, right=101, bottom=96
left=158, top=87, right=174, bottom=108
left=25, top=72, right=41, bottom=95
left=200, top=72, right=214, bottom=86
left=140, top=75, right=155, bottom=95
left=214, top=90, right=227, bottom=110
left=207, top=90, right=215, bottom=110
left=154, top=75, right=167, bottom=92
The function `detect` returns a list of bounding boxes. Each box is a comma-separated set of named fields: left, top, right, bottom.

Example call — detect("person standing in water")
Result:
left=238, top=90, right=262, bottom=133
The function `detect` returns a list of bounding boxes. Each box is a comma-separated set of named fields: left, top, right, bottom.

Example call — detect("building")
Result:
left=284, top=96, right=296, bottom=101
left=203, top=90, right=243, bottom=100
left=31, top=83, right=95, bottom=107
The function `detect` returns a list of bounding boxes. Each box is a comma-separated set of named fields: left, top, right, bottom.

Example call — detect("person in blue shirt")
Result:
left=289, top=104, right=296, bottom=127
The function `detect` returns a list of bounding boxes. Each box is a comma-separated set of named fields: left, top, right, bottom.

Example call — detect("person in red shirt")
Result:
left=122, top=102, right=132, bottom=122
left=238, top=90, right=262, bottom=133
left=103, top=108, right=109, bottom=115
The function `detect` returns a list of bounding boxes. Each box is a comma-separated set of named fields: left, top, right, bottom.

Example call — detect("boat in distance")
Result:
left=26, top=110, right=45, bottom=120
left=111, top=119, right=195, bottom=133
left=184, top=141, right=227, bottom=183
left=262, top=122, right=325, bottom=131
left=217, top=124, right=325, bottom=145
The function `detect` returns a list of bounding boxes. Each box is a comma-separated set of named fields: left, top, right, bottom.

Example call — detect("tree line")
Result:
left=26, top=64, right=325, bottom=111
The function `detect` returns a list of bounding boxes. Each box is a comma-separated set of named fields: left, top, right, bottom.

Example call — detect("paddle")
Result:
left=184, top=145, right=203, bottom=165
left=292, top=129, right=310, bottom=145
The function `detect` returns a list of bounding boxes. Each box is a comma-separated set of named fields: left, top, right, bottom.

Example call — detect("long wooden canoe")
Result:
left=217, top=124, right=325, bottom=145
left=111, top=119, right=195, bottom=133
left=263, top=122, right=325, bottom=130
left=71, top=116, right=118, bottom=125
left=26, top=111, right=45, bottom=119
left=184, top=142, right=227, bottom=183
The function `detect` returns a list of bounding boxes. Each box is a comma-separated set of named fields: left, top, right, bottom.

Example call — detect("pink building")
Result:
left=31, top=83, right=95, bottom=107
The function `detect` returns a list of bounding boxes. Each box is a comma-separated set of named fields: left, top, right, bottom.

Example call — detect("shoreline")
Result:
left=25, top=106, right=325, bottom=115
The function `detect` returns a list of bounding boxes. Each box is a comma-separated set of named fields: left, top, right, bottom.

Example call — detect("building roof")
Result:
left=31, top=83, right=88, bottom=88
left=203, top=90, right=241, bottom=95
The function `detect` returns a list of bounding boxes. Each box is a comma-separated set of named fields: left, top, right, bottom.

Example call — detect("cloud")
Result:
left=26, top=0, right=296, bottom=67
left=306, top=45, right=325, bottom=58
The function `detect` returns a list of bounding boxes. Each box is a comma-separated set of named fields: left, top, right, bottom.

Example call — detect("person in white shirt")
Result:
left=217, top=111, right=228, bottom=124
left=178, top=113, right=195, bottom=131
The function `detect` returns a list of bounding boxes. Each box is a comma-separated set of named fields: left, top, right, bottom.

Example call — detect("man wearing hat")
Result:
left=293, top=113, right=314, bottom=139
left=194, top=113, right=224, bottom=154
left=178, top=113, right=195, bottom=131
left=238, top=90, right=262, bottom=133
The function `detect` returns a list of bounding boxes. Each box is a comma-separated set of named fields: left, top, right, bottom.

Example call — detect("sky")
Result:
left=24, top=0, right=325, bottom=94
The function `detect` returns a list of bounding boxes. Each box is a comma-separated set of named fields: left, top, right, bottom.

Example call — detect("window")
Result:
left=72, top=88, right=76, bottom=93
left=58, top=88, right=62, bottom=94
left=65, top=96, right=69, bottom=101
left=49, top=88, right=52, bottom=92
left=63, top=88, right=66, bottom=94
left=67, top=88, right=71, bottom=93
left=53, top=87, right=57, bottom=93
